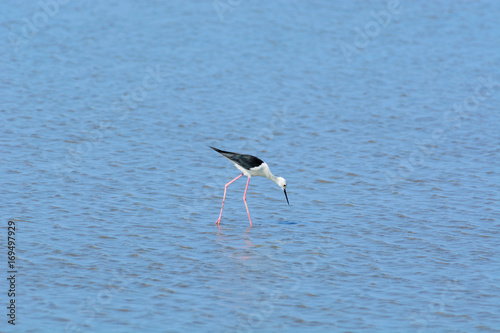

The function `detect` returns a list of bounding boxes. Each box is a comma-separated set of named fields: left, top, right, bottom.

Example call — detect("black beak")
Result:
left=284, top=189, right=289, bottom=205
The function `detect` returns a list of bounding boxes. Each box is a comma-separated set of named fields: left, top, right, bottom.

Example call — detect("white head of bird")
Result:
left=276, top=177, right=287, bottom=190
left=274, top=177, right=289, bottom=205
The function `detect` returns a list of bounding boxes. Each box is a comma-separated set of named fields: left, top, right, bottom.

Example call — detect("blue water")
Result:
left=1, top=1, right=499, bottom=332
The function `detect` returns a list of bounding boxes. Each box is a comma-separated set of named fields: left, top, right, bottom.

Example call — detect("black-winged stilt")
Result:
left=210, top=146, right=288, bottom=227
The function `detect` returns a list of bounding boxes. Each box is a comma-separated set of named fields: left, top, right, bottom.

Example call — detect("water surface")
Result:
left=1, top=1, right=499, bottom=332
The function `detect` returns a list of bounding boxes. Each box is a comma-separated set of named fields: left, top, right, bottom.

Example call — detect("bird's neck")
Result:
left=262, top=163, right=280, bottom=185
left=266, top=171, right=279, bottom=185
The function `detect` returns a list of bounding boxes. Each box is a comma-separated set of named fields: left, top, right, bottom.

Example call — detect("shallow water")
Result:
left=1, top=1, right=500, bottom=332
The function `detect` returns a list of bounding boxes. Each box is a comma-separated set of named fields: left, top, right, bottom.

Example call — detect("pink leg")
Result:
left=243, top=177, right=252, bottom=227
left=216, top=173, right=243, bottom=225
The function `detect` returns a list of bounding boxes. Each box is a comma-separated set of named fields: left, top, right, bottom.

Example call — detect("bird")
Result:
left=210, top=146, right=288, bottom=227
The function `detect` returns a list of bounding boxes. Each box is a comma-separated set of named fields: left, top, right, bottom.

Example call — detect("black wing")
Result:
left=210, top=146, right=264, bottom=170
